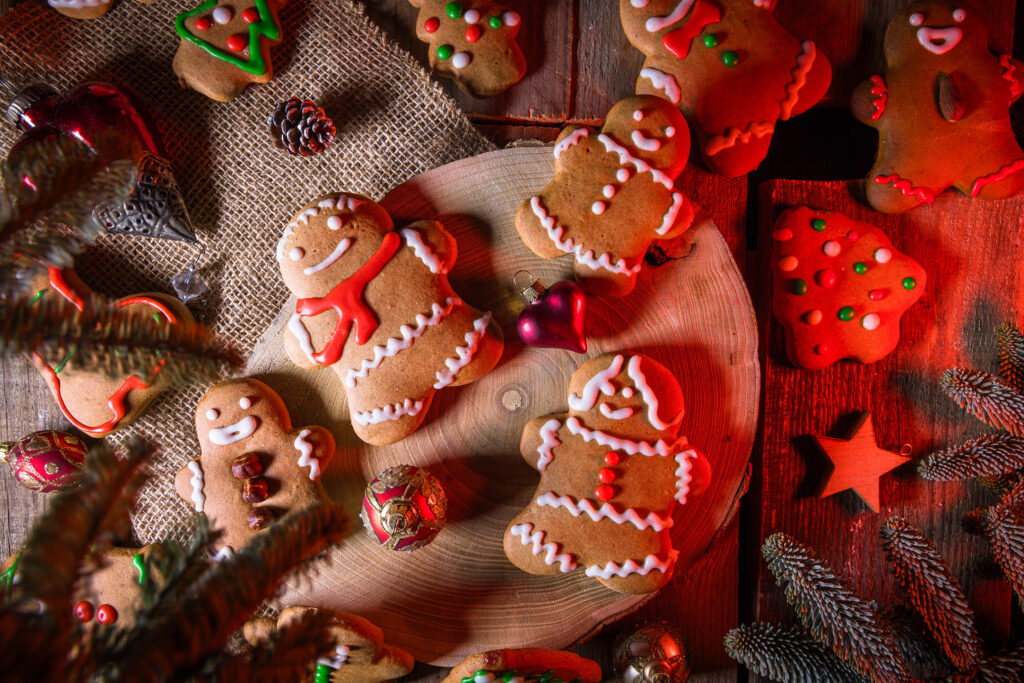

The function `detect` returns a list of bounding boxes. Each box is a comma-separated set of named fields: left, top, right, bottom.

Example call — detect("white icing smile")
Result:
left=208, top=416, right=259, bottom=445
left=917, top=26, right=962, bottom=54
left=303, top=238, right=351, bottom=275
left=600, top=403, right=635, bottom=420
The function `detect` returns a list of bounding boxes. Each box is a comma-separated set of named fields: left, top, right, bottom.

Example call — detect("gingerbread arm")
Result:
left=174, top=457, right=206, bottom=512
left=850, top=75, right=887, bottom=125
left=655, top=191, right=695, bottom=241
left=1000, top=54, right=1024, bottom=103
left=398, top=219, right=458, bottom=275
left=292, top=425, right=335, bottom=481
left=519, top=415, right=565, bottom=471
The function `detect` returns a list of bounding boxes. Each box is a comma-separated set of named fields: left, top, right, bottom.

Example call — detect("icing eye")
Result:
left=633, top=109, right=644, bottom=121
left=952, top=8, right=965, bottom=22
left=239, top=397, right=252, bottom=410
left=327, top=215, right=343, bottom=230
left=617, top=168, right=631, bottom=182
left=665, top=126, right=676, bottom=138
left=289, top=247, right=304, bottom=261
left=205, top=408, right=219, bottom=421
left=621, top=387, right=635, bottom=398
left=909, top=12, right=924, bottom=26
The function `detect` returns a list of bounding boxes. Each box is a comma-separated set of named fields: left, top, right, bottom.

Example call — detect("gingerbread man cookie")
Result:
left=851, top=2, right=1024, bottom=213
left=46, top=0, right=113, bottom=20
left=173, top=0, right=285, bottom=101
left=244, top=606, right=415, bottom=682
left=504, top=353, right=710, bottom=594
left=771, top=207, right=926, bottom=370
left=409, top=0, right=526, bottom=98
left=24, top=265, right=193, bottom=437
left=277, top=193, right=503, bottom=446
left=443, top=648, right=603, bottom=683
left=174, top=378, right=334, bottom=552
left=620, top=0, right=832, bottom=178
left=515, top=95, right=694, bottom=298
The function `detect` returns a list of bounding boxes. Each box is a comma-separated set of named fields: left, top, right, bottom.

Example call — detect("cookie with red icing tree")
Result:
left=771, top=207, right=926, bottom=370
left=409, top=0, right=526, bottom=98
left=851, top=1, right=1024, bottom=213
left=620, top=0, right=832, bottom=178
left=504, top=352, right=711, bottom=595
left=515, top=95, right=694, bottom=298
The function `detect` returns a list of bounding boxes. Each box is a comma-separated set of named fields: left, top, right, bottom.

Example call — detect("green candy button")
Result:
left=902, top=277, right=917, bottom=290
left=437, top=44, right=453, bottom=60
left=837, top=306, right=855, bottom=321
left=811, top=218, right=827, bottom=231
left=703, top=33, right=719, bottom=48
left=721, top=50, right=739, bottom=67
left=445, top=2, right=463, bottom=18
left=791, top=279, right=808, bottom=295
left=853, top=262, right=868, bottom=274
left=488, top=15, right=501, bottom=28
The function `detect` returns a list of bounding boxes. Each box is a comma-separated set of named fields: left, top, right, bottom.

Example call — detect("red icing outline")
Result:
left=294, top=231, right=401, bottom=366
left=970, top=158, right=1024, bottom=197
left=869, top=75, right=887, bottom=120
left=661, top=0, right=722, bottom=60
left=1000, top=55, right=1022, bottom=101
left=874, top=174, right=937, bottom=204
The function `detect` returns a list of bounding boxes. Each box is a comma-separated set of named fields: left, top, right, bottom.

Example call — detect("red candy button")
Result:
left=194, top=16, right=211, bottom=30
left=242, top=7, right=260, bottom=22
left=595, top=484, right=615, bottom=501
left=869, top=289, right=887, bottom=301
left=603, top=452, right=620, bottom=466
left=74, top=600, right=94, bottom=622
left=598, top=467, right=617, bottom=484
left=95, top=603, right=118, bottom=625
left=424, top=16, right=440, bottom=33
left=226, top=33, right=247, bottom=51
left=465, top=24, right=481, bottom=42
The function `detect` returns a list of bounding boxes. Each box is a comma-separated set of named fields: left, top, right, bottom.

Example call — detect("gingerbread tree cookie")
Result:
left=620, top=0, right=832, bottom=178
left=503, top=353, right=710, bottom=595
left=851, top=1, right=1024, bottom=213
left=173, top=0, right=285, bottom=101
left=174, top=378, right=334, bottom=552
left=277, top=193, right=503, bottom=446
left=24, top=266, right=193, bottom=437
left=409, top=0, right=526, bottom=98
left=771, top=207, right=926, bottom=370
left=244, top=606, right=415, bottom=682
left=515, top=95, right=694, bottom=298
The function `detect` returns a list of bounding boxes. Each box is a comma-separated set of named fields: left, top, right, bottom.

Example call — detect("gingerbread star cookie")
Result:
left=277, top=193, right=503, bottom=446
left=515, top=95, right=694, bottom=298
left=504, top=353, right=710, bottom=594
left=771, top=207, right=926, bottom=370
left=851, top=1, right=1024, bottom=213
left=174, top=378, right=335, bottom=553
left=621, top=0, right=832, bottom=177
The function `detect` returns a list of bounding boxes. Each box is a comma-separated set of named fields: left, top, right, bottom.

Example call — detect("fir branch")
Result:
left=208, top=609, right=337, bottom=682
left=918, top=433, right=1024, bottom=481
left=105, top=503, right=350, bottom=683
left=941, top=369, right=1024, bottom=436
left=723, top=622, right=865, bottom=682
left=883, top=605, right=953, bottom=679
left=975, top=480, right=1024, bottom=611
left=996, top=323, right=1024, bottom=394
left=879, top=517, right=982, bottom=669
left=762, top=533, right=911, bottom=683
left=941, top=639, right=1024, bottom=682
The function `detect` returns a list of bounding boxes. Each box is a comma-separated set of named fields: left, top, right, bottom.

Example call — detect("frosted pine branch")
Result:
left=941, top=369, right=1024, bottom=435
left=996, top=323, right=1024, bottom=394
left=723, top=622, right=864, bottom=683
left=919, top=433, right=1024, bottom=481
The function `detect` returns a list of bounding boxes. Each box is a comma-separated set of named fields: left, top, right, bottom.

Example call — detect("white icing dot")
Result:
left=633, top=110, right=644, bottom=121
left=592, top=201, right=607, bottom=215
left=603, top=184, right=616, bottom=198
left=464, top=8, right=479, bottom=23
left=327, top=215, right=342, bottom=231
left=665, top=126, right=676, bottom=137
left=822, top=240, right=841, bottom=257
left=622, top=387, right=634, bottom=398
left=862, top=313, right=881, bottom=330
left=503, top=11, right=520, bottom=26
left=212, top=5, right=232, bottom=23
left=289, top=247, right=304, bottom=261
left=909, top=12, right=924, bottom=26
left=205, top=408, right=219, bottom=421
left=952, top=8, right=965, bottom=21
left=452, top=52, right=471, bottom=69
left=239, top=397, right=252, bottom=409
left=617, top=168, right=630, bottom=182
left=874, top=248, right=892, bottom=264
left=631, top=0, right=649, bottom=6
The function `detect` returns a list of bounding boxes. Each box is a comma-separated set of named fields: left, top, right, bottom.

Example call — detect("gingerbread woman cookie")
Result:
left=277, top=193, right=503, bottom=446
left=620, top=0, right=832, bottom=178
left=173, top=0, right=285, bottom=101
left=851, top=1, right=1024, bottom=213
left=771, top=207, right=926, bottom=370
left=174, top=378, right=334, bottom=553
left=443, top=648, right=603, bottom=683
left=504, top=353, right=710, bottom=594
left=23, top=265, right=193, bottom=437
left=409, top=0, right=526, bottom=98
left=515, top=95, right=694, bottom=298
left=244, top=606, right=415, bottom=682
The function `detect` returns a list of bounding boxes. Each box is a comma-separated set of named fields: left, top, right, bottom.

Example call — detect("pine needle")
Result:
left=879, top=517, right=982, bottom=669
left=941, top=369, right=1024, bottom=436
left=723, top=622, right=865, bottom=682
left=882, top=605, right=953, bottom=679
left=942, top=639, right=1024, bottom=682
left=208, top=609, right=337, bottom=682
left=918, top=433, right=1024, bottom=481
left=996, top=323, right=1024, bottom=394
left=975, top=479, right=1024, bottom=612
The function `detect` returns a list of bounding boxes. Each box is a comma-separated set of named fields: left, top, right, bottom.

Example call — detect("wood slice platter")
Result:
left=246, top=146, right=759, bottom=666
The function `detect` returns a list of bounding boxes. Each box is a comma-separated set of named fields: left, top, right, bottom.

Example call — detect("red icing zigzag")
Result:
left=1000, top=54, right=1022, bottom=101
left=874, top=174, right=937, bottom=204
left=869, top=75, right=887, bottom=120
left=970, top=158, right=1024, bottom=197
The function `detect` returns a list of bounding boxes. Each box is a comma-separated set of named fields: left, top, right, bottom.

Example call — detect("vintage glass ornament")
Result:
left=0, top=430, right=87, bottom=492
left=613, top=619, right=691, bottom=683
left=360, top=464, right=447, bottom=551
left=515, top=270, right=588, bottom=353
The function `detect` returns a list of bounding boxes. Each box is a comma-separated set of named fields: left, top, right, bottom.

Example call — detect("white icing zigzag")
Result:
left=568, top=354, right=623, bottom=411
left=530, top=196, right=642, bottom=276
left=536, top=492, right=674, bottom=531
left=640, top=67, right=681, bottom=104
left=626, top=355, right=682, bottom=429
left=566, top=416, right=680, bottom=457
left=553, top=128, right=590, bottom=159
left=345, top=297, right=461, bottom=388
left=400, top=228, right=447, bottom=274
left=288, top=313, right=317, bottom=363
left=585, top=550, right=679, bottom=579
left=536, top=419, right=562, bottom=471
left=434, top=313, right=492, bottom=389
left=353, top=398, right=425, bottom=426
left=294, top=428, right=325, bottom=480
left=508, top=522, right=577, bottom=572
left=674, top=447, right=699, bottom=504
left=187, top=461, right=204, bottom=512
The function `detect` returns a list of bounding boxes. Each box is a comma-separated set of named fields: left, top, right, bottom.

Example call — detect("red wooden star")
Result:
left=813, top=412, right=910, bottom=512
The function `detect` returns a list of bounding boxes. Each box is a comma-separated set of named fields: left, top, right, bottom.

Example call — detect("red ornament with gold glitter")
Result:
left=0, top=430, right=87, bottom=492
left=360, top=465, right=447, bottom=551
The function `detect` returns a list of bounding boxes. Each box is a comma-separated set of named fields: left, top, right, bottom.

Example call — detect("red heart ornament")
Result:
left=516, top=280, right=588, bottom=353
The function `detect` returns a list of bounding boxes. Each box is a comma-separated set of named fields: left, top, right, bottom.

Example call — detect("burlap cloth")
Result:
left=0, top=0, right=494, bottom=544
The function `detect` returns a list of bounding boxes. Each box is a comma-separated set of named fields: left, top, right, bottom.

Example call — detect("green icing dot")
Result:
left=790, top=279, right=808, bottom=295
left=445, top=1, right=463, bottom=18
left=437, top=44, right=454, bottom=60
left=488, top=15, right=501, bottom=28
left=811, top=217, right=827, bottom=231
left=837, top=306, right=855, bottom=321
left=902, top=277, right=917, bottom=290
left=721, top=50, right=739, bottom=67
left=703, top=33, right=719, bottom=48
left=853, top=262, right=868, bottom=274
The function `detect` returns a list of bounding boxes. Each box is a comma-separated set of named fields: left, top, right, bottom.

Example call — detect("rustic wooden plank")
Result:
left=574, top=1, right=640, bottom=123
left=755, top=180, right=1020, bottom=676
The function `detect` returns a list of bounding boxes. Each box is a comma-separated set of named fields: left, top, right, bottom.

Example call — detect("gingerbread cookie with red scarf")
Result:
left=277, top=193, right=503, bottom=446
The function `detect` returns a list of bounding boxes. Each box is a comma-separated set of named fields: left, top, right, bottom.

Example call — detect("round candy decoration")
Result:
left=0, top=430, right=87, bottom=493
left=613, top=619, right=692, bottom=683
left=360, top=465, right=447, bottom=551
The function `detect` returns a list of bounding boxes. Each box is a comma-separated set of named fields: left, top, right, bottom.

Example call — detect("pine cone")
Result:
left=268, top=97, right=336, bottom=157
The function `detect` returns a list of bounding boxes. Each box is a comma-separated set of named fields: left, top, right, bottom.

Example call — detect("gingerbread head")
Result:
left=516, top=95, right=694, bottom=298
left=851, top=2, right=1024, bottom=212
left=174, top=378, right=334, bottom=552
left=504, top=353, right=710, bottom=594
left=276, top=193, right=503, bottom=445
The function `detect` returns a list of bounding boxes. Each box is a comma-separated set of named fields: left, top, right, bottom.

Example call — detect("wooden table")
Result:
left=2, top=1, right=1021, bottom=681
